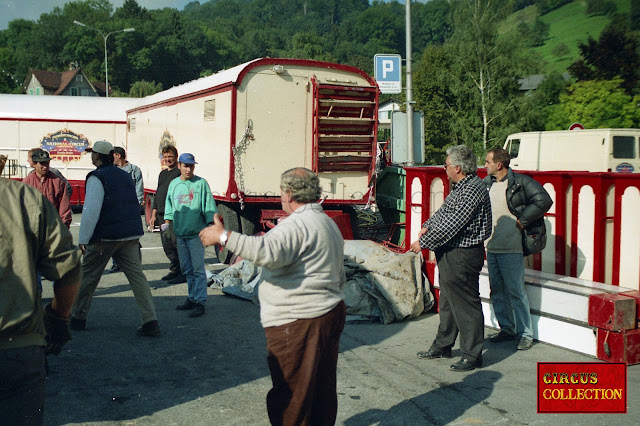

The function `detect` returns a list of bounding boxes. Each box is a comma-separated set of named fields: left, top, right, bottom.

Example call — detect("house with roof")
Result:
left=23, top=64, right=107, bottom=96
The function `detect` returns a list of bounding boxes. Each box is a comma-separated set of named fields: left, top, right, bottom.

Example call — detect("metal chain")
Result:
left=232, top=119, right=254, bottom=210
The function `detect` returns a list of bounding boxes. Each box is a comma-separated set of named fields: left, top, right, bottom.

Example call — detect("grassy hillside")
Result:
left=502, top=0, right=630, bottom=74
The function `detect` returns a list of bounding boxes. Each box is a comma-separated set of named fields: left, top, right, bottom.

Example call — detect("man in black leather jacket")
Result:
left=483, top=148, right=552, bottom=351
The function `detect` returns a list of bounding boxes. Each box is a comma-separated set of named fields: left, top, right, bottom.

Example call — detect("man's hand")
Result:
left=43, top=302, right=72, bottom=355
left=79, top=244, right=86, bottom=255
left=150, top=211, right=157, bottom=228
left=410, top=240, right=423, bottom=253
left=199, top=213, right=226, bottom=247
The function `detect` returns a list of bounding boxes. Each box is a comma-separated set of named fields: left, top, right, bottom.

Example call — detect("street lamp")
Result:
left=74, top=20, right=135, bottom=97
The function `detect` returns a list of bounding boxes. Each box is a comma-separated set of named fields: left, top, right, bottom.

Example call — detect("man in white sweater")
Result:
left=199, top=167, right=346, bottom=425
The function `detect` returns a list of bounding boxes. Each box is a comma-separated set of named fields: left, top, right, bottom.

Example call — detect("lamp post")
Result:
left=73, top=20, right=135, bottom=97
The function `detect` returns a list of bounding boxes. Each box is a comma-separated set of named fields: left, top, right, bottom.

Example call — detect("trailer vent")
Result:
left=204, top=99, right=216, bottom=121
left=128, top=118, right=136, bottom=133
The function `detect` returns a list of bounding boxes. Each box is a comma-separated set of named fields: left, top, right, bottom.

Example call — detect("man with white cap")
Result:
left=69, top=141, right=160, bottom=337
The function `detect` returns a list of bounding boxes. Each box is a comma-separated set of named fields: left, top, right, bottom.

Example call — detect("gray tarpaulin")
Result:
left=211, top=240, right=433, bottom=324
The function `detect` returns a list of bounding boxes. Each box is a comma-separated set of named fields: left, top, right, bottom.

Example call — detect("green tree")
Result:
left=443, top=0, right=540, bottom=152
left=568, top=25, right=640, bottom=95
left=413, top=45, right=455, bottom=165
left=545, top=78, right=640, bottom=129
left=129, top=80, right=162, bottom=97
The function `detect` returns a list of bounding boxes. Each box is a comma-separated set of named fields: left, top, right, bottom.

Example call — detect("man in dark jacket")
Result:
left=484, top=148, right=552, bottom=350
left=69, top=141, right=160, bottom=337
left=149, top=145, right=186, bottom=284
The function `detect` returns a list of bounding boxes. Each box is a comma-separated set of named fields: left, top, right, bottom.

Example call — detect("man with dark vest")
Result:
left=69, top=141, right=160, bottom=337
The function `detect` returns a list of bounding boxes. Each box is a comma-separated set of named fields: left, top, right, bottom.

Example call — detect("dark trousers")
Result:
left=264, top=301, right=346, bottom=426
left=0, top=345, right=46, bottom=425
left=158, top=214, right=181, bottom=274
left=434, top=245, right=485, bottom=362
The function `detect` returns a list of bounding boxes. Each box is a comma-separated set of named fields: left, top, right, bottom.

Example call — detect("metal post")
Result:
left=104, top=35, right=109, bottom=97
left=405, top=0, right=414, bottom=165
left=73, top=21, right=134, bottom=98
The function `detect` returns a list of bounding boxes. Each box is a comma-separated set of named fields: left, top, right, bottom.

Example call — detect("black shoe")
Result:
left=167, top=275, right=187, bottom=284
left=517, top=337, right=534, bottom=350
left=450, top=356, right=482, bottom=372
left=70, top=317, right=86, bottom=331
left=136, top=320, right=161, bottom=337
left=176, top=299, right=197, bottom=310
left=488, top=331, right=516, bottom=343
left=103, top=264, right=121, bottom=275
left=161, top=271, right=180, bottom=281
left=417, top=346, right=452, bottom=359
left=188, top=304, right=205, bottom=317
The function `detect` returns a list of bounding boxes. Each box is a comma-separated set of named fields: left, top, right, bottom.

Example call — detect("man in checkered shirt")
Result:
left=411, top=144, right=492, bottom=372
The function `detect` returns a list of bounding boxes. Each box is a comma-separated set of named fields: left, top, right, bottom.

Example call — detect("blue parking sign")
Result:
left=374, top=54, right=402, bottom=94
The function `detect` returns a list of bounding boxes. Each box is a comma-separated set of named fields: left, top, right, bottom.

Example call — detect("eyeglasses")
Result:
left=443, top=163, right=452, bottom=170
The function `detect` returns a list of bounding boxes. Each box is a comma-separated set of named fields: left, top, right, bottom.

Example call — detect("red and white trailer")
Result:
left=0, top=94, right=140, bottom=205
left=125, top=58, right=379, bottom=241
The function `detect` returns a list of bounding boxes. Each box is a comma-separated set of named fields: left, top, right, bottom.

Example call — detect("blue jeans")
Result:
left=177, top=236, right=207, bottom=305
left=487, top=252, right=533, bottom=339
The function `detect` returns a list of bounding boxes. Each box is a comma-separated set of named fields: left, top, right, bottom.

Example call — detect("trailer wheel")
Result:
left=217, top=203, right=240, bottom=264
left=239, top=206, right=260, bottom=236
left=145, top=194, right=155, bottom=231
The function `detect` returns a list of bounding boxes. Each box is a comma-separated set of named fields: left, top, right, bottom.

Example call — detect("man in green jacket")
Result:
left=1, top=154, right=81, bottom=425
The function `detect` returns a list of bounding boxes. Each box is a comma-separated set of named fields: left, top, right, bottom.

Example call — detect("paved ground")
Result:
left=41, top=213, right=640, bottom=425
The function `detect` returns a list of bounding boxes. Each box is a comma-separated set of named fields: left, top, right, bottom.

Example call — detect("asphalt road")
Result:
left=41, top=213, right=640, bottom=425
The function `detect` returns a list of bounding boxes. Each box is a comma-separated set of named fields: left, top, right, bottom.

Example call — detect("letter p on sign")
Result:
left=374, top=54, right=402, bottom=94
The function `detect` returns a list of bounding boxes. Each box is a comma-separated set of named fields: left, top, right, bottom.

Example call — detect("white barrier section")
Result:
left=409, top=177, right=423, bottom=244
left=577, top=186, right=595, bottom=280
left=542, top=182, right=556, bottom=272
left=621, top=186, right=640, bottom=290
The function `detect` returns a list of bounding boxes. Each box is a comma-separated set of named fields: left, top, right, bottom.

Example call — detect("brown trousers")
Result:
left=264, top=301, right=346, bottom=426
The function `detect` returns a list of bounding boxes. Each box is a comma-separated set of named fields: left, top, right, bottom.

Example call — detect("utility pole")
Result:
left=405, top=0, right=414, bottom=165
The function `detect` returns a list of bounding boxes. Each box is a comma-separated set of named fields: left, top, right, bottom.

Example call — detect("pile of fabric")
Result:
left=210, top=240, right=433, bottom=324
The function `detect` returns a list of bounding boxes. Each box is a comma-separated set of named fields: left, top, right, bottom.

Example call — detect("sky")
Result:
left=0, top=0, right=193, bottom=30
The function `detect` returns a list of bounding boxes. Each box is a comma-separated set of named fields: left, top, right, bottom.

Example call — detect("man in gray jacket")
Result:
left=484, top=148, right=552, bottom=350
left=199, top=167, right=346, bottom=425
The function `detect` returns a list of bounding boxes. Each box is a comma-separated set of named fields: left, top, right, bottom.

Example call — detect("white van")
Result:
left=503, top=129, right=640, bottom=173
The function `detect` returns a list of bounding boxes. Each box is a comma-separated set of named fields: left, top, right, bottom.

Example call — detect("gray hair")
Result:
left=280, top=167, right=322, bottom=203
left=446, top=145, right=477, bottom=175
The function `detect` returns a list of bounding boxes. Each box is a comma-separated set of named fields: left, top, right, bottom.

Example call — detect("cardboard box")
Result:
left=596, top=328, right=640, bottom=364
left=588, top=293, right=636, bottom=331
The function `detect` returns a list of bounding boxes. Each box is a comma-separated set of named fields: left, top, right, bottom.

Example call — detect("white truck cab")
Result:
left=503, top=129, right=640, bottom=173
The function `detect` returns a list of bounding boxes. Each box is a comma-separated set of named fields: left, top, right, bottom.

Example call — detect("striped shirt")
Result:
left=419, top=173, right=492, bottom=250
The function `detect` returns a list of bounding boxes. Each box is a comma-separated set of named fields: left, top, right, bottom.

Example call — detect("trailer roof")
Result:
left=0, top=94, right=140, bottom=123
left=130, top=57, right=377, bottom=112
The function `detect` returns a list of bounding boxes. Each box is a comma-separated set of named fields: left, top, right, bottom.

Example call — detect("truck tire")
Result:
left=145, top=194, right=155, bottom=231
left=217, top=203, right=240, bottom=264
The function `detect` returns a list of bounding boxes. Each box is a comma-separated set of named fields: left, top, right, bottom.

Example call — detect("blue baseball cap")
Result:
left=178, top=153, right=197, bottom=164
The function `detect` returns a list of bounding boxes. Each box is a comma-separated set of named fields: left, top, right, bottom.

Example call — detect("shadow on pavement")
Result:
left=343, top=370, right=502, bottom=425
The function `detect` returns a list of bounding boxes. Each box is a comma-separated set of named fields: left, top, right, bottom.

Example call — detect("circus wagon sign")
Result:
left=40, top=129, right=89, bottom=163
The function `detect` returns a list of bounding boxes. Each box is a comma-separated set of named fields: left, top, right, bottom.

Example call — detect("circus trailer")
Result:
left=126, top=58, right=379, bottom=249
left=0, top=94, right=140, bottom=205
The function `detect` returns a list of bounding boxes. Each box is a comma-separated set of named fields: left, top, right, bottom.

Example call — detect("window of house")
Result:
left=71, top=87, right=79, bottom=96
left=613, top=136, right=635, bottom=159
left=29, top=89, right=34, bottom=95
left=76, top=74, right=83, bottom=82
left=36, top=88, right=40, bottom=95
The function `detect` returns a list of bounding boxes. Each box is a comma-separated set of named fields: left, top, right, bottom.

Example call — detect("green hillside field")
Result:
left=535, top=0, right=630, bottom=73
